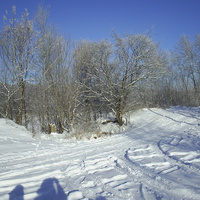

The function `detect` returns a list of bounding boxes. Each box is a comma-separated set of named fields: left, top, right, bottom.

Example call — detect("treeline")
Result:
left=0, top=6, right=199, bottom=134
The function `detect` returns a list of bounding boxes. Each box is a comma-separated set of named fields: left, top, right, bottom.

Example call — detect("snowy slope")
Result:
left=0, top=107, right=200, bottom=200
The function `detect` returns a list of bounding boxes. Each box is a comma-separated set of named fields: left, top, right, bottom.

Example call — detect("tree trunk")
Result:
left=56, top=119, right=64, bottom=133
left=6, top=94, right=11, bottom=119
left=16, top=81, right=25, bottom=125
left=116, top=110, right=123, bottom=126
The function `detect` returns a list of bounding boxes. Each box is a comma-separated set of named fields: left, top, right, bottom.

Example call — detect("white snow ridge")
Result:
left=0, top=107, right=200, bottom=200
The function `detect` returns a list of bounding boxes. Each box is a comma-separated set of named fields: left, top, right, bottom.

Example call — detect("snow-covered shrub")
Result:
left=69, top=121, right=100, bottom=140
left=68, top=115, right=125, bottom=140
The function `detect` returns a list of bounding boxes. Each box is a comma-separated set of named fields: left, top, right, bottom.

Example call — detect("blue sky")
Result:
left=0, top=0, right=200, bottom=50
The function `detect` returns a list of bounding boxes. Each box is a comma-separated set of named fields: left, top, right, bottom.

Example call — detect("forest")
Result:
left=0, top=6, right=199, bottom=135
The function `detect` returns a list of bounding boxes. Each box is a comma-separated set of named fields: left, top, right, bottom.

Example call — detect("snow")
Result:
left=0, top=107, right=200, bottom=200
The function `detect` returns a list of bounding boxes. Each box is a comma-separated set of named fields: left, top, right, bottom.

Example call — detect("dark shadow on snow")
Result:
left=9, top=178, right=108, bottom=200
left=9, top=185, right=24, bottom=200
left=34, top=178, right=66, bottom=200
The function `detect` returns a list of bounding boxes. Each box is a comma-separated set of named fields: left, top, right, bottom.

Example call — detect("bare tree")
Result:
left=34, top=5, right=75, bottom=133
left=73, top=33, right=166, bottom=125
left=73, top=40, right=112, bottom=122
left=194, top=34, right=200, bottom=99
left=34, top=5, right=61, bottom=133
left=0, top=6, right=34, bottom=125
left=173, top=35, right=200, bottom=106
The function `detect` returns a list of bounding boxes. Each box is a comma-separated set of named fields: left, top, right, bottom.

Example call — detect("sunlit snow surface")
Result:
left=0, top=107, right=200, bottom=200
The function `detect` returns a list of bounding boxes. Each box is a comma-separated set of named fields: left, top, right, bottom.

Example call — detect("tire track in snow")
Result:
left=76, top=155, right=140, bottom=199
left=0, top=135, right=134, bottom=200
left=158, top=136, right=200, bottom=173
left=119, top=144, right=200, bottom=200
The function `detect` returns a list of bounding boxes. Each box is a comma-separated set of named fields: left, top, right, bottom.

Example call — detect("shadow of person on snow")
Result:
left=9, top=185, right=24, bottom=200
left=9, top=179, right=106, bottom=200
left=34, top=178, right=66, bottom=200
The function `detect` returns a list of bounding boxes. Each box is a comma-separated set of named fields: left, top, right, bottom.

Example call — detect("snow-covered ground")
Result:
left=0, top=107, right=200, bottom=200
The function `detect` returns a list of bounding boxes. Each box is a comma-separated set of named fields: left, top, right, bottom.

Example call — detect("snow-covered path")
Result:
left=0, top=107, right=200, bottom=200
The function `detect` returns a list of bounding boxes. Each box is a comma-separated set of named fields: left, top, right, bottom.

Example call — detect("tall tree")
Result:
left=34, top=5, right=73, bottom=133
left=34, top=5, right=60, bottom=133
left=0, top=6, right=34, bottom=125
left=73, top=33, right=166, bottom=126
left=173, top=35, right=200, bottom=105
left=109, top=33, right=166, bottom=125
